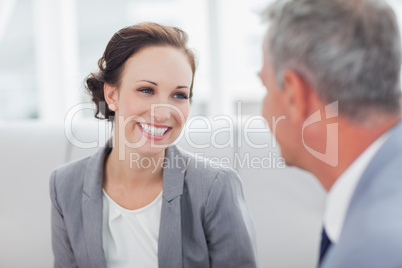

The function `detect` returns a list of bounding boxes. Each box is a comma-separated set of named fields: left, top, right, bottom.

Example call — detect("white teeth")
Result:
left=139, top=123, right=169, bottom=136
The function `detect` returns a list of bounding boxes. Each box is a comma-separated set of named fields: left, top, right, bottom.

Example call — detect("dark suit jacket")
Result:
left=50, top=144, right=258, bottom=268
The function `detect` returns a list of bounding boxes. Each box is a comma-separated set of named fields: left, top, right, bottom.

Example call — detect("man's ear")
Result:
left=104, top=83, right=119, bottom=111
left=282, top=70, right=313, bottom=123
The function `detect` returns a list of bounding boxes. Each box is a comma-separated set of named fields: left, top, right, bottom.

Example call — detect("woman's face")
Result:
left=107, top=46, right=193, bottom=157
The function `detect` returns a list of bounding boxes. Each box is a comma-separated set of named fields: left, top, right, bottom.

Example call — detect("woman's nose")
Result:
left=151, top=104, right=171, bottom=122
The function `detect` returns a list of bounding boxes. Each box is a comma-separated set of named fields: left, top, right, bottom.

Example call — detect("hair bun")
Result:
left=85, top=73, right=114, bottom=120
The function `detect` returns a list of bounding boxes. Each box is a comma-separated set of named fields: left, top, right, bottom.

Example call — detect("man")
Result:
left=259, top=0, right=402, bottom=267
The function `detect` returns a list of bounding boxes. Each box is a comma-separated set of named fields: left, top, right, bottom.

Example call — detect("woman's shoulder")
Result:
left=50, top=146, right=106, bottom=191
left=50, top=157, right=91, bottom=203
left=55, top=154, right=90, bottom=173
left=51, top=155, right=91, bottom=182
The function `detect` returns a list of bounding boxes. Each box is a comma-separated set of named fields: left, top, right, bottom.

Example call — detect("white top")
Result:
left=323, top=133, right=389, bottom=243
left=102, top=189, right=163, bottom=268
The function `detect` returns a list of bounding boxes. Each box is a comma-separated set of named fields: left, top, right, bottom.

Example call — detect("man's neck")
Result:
left=310, top=115, right=400, bottom=191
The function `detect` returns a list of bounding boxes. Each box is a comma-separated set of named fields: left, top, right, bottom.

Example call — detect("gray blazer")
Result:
left=322, top=121, right=402, bottom=267
left=50, top=144, right=258, bottom=268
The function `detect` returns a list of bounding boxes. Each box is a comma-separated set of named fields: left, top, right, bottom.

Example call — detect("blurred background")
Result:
left=2, top=0, right=402, bottom=121
left=0, top=0, right=271, bottom=122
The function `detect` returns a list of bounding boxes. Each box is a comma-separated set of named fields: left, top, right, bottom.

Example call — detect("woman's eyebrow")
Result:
left=138, top=80, right=189, bottom=90
left=138, top=80, right=158, bottom=86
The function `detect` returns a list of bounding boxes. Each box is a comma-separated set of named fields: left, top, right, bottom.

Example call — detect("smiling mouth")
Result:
left=138, top=122, right=171, bottom=137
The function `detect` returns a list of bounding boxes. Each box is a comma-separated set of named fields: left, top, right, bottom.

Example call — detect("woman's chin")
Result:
left=135, top=145, right=167, bottom=158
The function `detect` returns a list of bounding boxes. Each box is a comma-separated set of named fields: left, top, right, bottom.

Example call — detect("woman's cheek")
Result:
left=179, top=104, right=190, bottom=124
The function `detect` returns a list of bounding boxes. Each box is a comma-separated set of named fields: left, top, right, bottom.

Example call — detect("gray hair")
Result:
left=263, top=0, right=402, bottom=120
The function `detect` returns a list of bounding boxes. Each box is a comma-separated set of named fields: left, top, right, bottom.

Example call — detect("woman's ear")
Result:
left=104, top=83, right=119, bottom=111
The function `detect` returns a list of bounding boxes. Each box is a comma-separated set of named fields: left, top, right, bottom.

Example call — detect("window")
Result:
left=0, top=0, right=37, bottom=120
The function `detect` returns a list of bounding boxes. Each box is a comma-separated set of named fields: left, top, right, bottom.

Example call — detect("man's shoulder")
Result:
left=340, top=124, right=402, bottom=239
left=340, top=136, right=402, bottom=241
left=362, top=122, right=402, bottom=192
left=326, top=154, right=402, bottom=267
left=351, top=132, right=402, bottom=216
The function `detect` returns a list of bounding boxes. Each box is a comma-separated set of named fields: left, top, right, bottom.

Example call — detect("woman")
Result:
left=50, top=22, right=257, bottom=268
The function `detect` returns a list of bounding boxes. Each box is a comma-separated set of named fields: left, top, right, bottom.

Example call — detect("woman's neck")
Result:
left=104, top=146, right=164, bottom=192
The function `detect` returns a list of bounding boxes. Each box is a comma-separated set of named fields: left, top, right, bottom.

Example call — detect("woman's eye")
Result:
left=138, top=88, right=154, bottom=94
left=173, top=92, right=189, bottom=100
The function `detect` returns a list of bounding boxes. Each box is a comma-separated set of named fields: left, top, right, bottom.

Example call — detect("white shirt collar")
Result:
left=323, top=132, right=389, bottom=243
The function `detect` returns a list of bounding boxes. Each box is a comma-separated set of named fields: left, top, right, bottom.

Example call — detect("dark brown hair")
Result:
left=85, top=22, right=196, bottom=120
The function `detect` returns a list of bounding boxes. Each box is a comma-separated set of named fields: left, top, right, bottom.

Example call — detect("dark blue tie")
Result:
left=319, top=228, right=332, bottom=265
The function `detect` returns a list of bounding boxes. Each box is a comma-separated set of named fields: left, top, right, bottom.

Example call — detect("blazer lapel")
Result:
left=158, top=145, right=189, bottom=268
left=82, top=146, right=108, bottom=268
